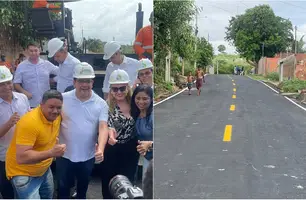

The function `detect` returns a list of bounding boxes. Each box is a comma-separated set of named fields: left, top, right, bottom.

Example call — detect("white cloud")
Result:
left=65, top=0, right=153, bottom=45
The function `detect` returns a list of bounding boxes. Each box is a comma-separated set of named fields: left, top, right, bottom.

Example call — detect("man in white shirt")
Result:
left=13, top=42, right=59, bottom=108
left=102, top=41, right=141, bottom=99
left=56, top=62, right=109, bottom=199
left=47, top=38, right=81, bottom=93
left=0, top=66, right=30, bottom=199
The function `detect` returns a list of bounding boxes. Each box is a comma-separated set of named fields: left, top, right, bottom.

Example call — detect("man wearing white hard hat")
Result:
left=47, top=37, right=81, bottom=93
left=133, top=58, right=154, bottom=90
left=0, top=66, right=30, bottom=199
left=102, top=41, right=141, bottom=100
left=56, top=62, right=109, bottom=199
left=13, top=42, right=59, bottom=108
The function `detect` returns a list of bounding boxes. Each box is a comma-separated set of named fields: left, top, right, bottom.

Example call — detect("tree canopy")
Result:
left=225, top=4, right=293, bottom=70
left=218, top=44, right=226, bottom=53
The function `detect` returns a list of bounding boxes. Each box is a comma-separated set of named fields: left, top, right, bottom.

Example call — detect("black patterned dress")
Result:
left=99, top=105, right=139, bottom=199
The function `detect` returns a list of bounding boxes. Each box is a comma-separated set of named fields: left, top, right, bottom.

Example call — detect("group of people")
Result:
left=187, top=67, right=206, bottom=96
left=234, top=66, right=244, bottom=75
left=0, top=37, right=153, bottom=199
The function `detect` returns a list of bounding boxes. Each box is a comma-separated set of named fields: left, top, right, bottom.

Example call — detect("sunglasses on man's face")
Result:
left=139, top=71, right=151, bottom=77
left=111, top=86, right=127, bottom=93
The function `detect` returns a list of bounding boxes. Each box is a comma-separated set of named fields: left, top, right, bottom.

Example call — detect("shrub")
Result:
left=279, top=79, right=306, bottom=93
left=265, top=72, right=279, bottom=81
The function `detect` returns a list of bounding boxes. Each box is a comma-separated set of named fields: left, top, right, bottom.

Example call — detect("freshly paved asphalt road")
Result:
left=154, top=74, right=306, bottom=199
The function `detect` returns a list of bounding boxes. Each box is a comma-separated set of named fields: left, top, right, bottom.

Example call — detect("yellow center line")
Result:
left=223, top=125, right=232, bottom=142
left=230, top=104, right=235, bottom=111
left=232, top=95, right=236, bottom=99
left=232, top=80, right=234, bottom=82
left=233, top=83, right=236, bottom=86
left=233, top=88, right=236, bottom=92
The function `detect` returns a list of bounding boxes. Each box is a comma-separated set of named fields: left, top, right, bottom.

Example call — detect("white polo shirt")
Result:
left=13, top=58, right=59, bottom=108
left=0, top=92, right=30, bottom=161
left=59, top=90, right=109, bottom=162
left=54, top=53, right=80, bottom=93
left=102, top=56, right=141, bottom=93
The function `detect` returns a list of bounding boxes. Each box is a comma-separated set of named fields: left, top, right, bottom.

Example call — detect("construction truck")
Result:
left=24, top=0, right=145, bottom=99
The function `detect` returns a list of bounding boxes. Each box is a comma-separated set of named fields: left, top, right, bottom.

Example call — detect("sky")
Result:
left=65, top=0, right=153, bottom=45
left=194, top=0, right=306, bottom=54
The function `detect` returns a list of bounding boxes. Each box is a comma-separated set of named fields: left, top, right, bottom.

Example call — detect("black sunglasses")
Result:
left=111, top=86, right=127, bottom=93
left=139, top=71, right=152, bottom=77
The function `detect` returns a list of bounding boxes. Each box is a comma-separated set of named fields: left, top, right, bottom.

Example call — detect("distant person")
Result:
left=33, top=0, right=60, bottom=13
left=195, top=68, right=204, bottom=96
left=134, top=11, right=153, bottom=62
left=187, top=72, right=193, bottom=95
left=240, top=66, right=244, bottom=75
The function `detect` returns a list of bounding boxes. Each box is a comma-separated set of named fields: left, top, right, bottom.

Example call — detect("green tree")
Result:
left=196, top=37, right=214, bottom=67
left=225, top=5, right=293, bottom=73
left=154, top=0, right=196, bottom=64
left=86, top=38, right=104, bottom=53
left=218, top=44, right=226, bottom=53
left=0, top=1, right=35, bottom=49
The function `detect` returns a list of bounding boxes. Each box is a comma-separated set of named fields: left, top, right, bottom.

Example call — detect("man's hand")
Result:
left=142, top=52, right=152, bottom=59
left=6, top=112, right=20, bottom=127
left=136, top=141, right=152, bottom=156
left=25, top=92, right=32, bottom=100
left=50, top=138, right=66, bottom=157
left=94, top=143, right=104, bottom=163
left=108, top=128, right=118, bottom=146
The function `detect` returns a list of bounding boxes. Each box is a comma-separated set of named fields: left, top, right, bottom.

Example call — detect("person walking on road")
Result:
left=5, top=90, right=65, bottom=199
left=56, top=62, right=109, bottom=199
left=187, top=72, right=194, bottom=95
left=13, top=42, right=59, bottom=108
left=47, top=38, right=80, bottom=93
left=102, top=41, right=141, bottom=100
left=131, top=84, right=153, bottom=180
left=195, top=68, right=204, bottom=96
left=99, top=69, right=139, bottom=199
left=0, top=66, right=30, bottom=199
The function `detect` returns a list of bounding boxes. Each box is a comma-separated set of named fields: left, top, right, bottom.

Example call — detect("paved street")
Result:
left=154, top=74, right=306, bottom=199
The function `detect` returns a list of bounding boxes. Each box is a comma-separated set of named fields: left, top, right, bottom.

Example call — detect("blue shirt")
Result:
left=136, top=113, right=153, bottom=160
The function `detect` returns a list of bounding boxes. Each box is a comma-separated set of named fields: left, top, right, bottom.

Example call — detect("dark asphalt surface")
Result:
left=154, top=74, right=306, bottom=199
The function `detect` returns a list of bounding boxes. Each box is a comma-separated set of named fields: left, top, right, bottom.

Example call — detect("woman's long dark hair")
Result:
left=131, top=84, right=153, bottom=123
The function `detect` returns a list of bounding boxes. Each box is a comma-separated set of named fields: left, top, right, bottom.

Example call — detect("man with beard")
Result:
left=47, top=38, right=81, bottom=93
left=5, top=90, right=66, bottom=199
left=56, top=62, right=109, bottom=199
left=0, top=66, right=30, bottom=199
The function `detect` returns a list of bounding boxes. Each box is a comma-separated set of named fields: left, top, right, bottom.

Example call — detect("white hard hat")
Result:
left=138, top=58, right=153, bottom=71
left=0, top=65, right=13, bottom=83
left=103, top=41, right=121, bottom=60
left=109, top=69, right=130, bottom=85
left=47, top=38, right=64, bottom=58
left=73, top=62, right=95, bottom=79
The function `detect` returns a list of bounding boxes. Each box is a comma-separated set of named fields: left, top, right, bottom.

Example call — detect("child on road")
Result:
left=187, top=72, right=193, bottom=95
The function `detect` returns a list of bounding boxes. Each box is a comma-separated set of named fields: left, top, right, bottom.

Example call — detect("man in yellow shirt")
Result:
left=5, top=90, right=66, bottom=199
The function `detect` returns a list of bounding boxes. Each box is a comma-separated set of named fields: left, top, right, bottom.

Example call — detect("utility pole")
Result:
left=295, top=26, right=297, bottom=54
left=217, top=60, right=219, bottom=74
left=294, top=25, right=297, bottom=79
left=208, top=33, right=210, bottom=42
left=194, top=9, right=198, bottom=70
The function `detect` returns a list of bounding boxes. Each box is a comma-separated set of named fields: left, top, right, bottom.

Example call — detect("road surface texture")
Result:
left=154, top=74, right=306, bottom=199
